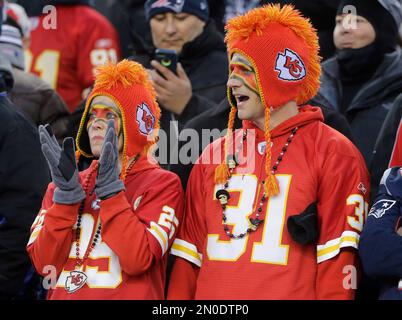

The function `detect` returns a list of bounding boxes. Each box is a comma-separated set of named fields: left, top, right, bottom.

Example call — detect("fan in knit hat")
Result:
left=76, top=59, right=161, bottom=180
left=144, top=0, right=209, bottom=22
left=215, top=4, right=321, bottom=196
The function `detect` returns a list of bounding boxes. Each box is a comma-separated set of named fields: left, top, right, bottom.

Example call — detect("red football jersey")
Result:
left=27, top=157, right=184, bottom=300
left=169, top=106, right=370, bottom=300
left=27, top=5, right=120, bottom=112
left=390, top=119, right=402, bottom=167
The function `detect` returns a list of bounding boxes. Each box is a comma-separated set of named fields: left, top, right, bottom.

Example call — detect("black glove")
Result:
left=287, top=202, right=319, bottom=245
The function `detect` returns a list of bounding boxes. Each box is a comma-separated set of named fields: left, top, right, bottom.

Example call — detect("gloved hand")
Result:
left=39, top=124, right=85, bottom=204
left=287, top=202, right=319, bottom=245
left=95, top=121, right=125, bottom=200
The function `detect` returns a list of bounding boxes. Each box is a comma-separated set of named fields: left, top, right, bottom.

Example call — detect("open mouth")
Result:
left=235, top=94, right=250, bottom=105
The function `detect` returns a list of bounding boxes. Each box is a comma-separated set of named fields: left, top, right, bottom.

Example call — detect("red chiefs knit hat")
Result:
left=76, top=59, right=160, bottom=180
left=215, top=4, right=321, bottom=196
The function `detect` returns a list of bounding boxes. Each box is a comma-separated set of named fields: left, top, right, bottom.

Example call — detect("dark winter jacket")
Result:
left=370, top=94, right=402, bottom=201
left=359, top=167, right=402, bottom=300
left=311, top=49, right=402, bottom=165
left=0, top=58, right=49, bottom=299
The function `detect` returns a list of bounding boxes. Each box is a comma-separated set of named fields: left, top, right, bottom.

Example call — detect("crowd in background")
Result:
left=1, top=0, right=402, bottom=300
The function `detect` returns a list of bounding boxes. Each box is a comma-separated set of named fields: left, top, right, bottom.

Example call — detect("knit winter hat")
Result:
left=0, top=23, right=25, bottom=70
left=215, top=4, right=321, bottom=196
left=6, top=3, right=31, bottom=41
left=76, top=59, right=160, bottom=180
left=145, top=0, right=209, bottom=22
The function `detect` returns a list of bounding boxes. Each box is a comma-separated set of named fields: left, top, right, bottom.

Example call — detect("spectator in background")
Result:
left=103, top=0, right=225, bottom=59
left=141, top=0, right=228, bottom=168
left=312, top=0, right=402, bottom=170
left=0, top=1, right=50, bottom=298
left=0, top=21, right=70, bottom=141
left=370, top=95, right=402, bottom=200
left=27, top=0, right=120, bottom=113
left=359, top=166, right=402, bottom=300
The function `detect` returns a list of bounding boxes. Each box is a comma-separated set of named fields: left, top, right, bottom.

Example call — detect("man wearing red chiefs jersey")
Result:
left=167, top=4, right=369, bottom=300
left=27, top=60, right=184, bottom=299
left=27, top=0, right=120, bottom=112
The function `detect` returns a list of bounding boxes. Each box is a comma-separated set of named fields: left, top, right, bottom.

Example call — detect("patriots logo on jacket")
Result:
left=368, top=199, right=396, bottom=219
left=151, top=0, right=185, bottom=12
left=136, top=102, right=155, bottom=135
left=275, top=48, right=306, bottom=81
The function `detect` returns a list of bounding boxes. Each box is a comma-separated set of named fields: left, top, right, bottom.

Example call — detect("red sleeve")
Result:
left=315, top=133, right=370, bottom=298
left=168, top=159, right=210, bottom=299
left=170, top=160, right=207, bottom=268
left=167, top=257, right=199, bottom=300
left=316, top=249, right=359, bottom=299
left=390, top=119, right=402, bottom=167
left=76, top=11, right=120, bottom=90
left=26, top=183, right=79, bottom=277
left=99, top=173, right=184, bottom=276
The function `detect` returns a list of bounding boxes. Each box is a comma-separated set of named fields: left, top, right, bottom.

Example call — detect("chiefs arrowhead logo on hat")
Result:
left=275, top=48, right=306, bottom=81
left=136, top=102, right=156, bottom=135
left=151, top=0, right=185, bottom=12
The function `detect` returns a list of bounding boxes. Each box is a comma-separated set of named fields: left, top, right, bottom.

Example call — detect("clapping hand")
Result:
left=39, top=125, right=85, bottom=204
left=94, top=121, right=125, bottom=200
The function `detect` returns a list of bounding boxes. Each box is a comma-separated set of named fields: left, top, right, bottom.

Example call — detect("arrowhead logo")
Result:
left=136, top=102, right=155, bottom=136
left=65, top=271, right=87, bottom=293
left=275, top=48, right=306, bottom=81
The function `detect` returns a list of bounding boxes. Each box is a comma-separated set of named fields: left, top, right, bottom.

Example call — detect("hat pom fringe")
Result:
left=265, top=174, right=280, bottom=196
left=93, top=59, right=157, bottom=101
left=215, top=163, right=230, bottom=185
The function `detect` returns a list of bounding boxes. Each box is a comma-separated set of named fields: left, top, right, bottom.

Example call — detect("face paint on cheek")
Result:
left=230, top=63, right=259, bottom=94
left=87, top=105, right=121, bottom=133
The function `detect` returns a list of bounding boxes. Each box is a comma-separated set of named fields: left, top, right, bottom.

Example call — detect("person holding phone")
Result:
left=143, top=0, right=228, bottom=168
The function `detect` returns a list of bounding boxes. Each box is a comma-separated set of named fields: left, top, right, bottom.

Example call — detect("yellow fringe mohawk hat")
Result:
left=215, top=4, right=321, bottom=196
left=76, top=59, right=161, bottom=180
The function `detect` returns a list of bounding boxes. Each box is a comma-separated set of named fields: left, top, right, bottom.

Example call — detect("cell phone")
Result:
left=154, top=49, right=178, bottom=75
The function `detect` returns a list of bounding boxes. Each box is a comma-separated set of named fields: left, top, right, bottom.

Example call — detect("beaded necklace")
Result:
left=215, top=127, right=298, bottom=239
left=65, top=155, right=139, bottom=293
